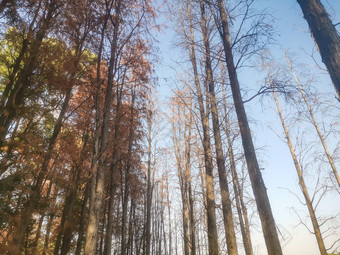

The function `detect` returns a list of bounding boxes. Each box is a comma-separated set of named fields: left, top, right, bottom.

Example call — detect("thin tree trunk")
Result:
left=199, top=1, right=238, bottom=254
left=296, top=0, right=340, bottom=97
left=122, top=91, right=135, bottom=255
left=31, top=181, right=53, bottom=254
left=265, top=63, right=327, bottom=255
left=285, top=53, right=340, bottom=187
left=166, top=175, right=172, bottom=255
left=75, top=184, right=89, bottom=255
left=104, top=84, right=122, bottom=255
left=121, top=173, right=130, bottom=255
left=98, top=198, right=107, bottom=255
left=145, top=108, right=153, bottom=255
left=84, top=2, right=121, bottom=254
left=221, top=71, right=254, bottom=255
left=42, top=214, right=54, bottom=255
left=188, top=180, right=196, bottom=255
left=180, top=182, right=190, bottom=255
left=215, top=1, right=282, bottom=254
left=103, top=162, right=118, bottom=255
left=182, top=1, right=220, bottom=253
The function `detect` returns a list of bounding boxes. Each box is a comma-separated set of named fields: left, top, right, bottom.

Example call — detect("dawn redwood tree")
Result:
left=84, top=1, right=122, bottom=253
left=214, top=0, right=283, bottom=254
left=199, top=1, right=238, bottom=254
left=220, top=61, right=254, bottom=255
left=170, top=89, right=196, bottom=255
left=180, top=0, right=220, bottom=253
left=4, top=6, right=95, bottom=255
left=263, top=58, right=327, bottom=255
left=296, top=0, right=340, bottom=98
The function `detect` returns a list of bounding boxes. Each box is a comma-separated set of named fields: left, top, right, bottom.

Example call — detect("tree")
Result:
left=285, top=52, right=340, bottom=188
left=199, top=1, right=238, bottom=254
left=263, top=56, right=327, bottom=255
left=296, top=0, right=340, bottom=98
left=178, top=0, right=220, bottom=253
left=213, top=0, right=283, bottom=254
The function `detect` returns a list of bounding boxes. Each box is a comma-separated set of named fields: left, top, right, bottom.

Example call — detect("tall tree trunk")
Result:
left=221, top=69, right=254, bottom=255
left=56, top=132, right=88, bottom=255
left=188, top=180, right=196, bottom=255
left=264, top=62, right=327, bottom=255
left=103, top=162, right=119, bottom=255
left=104, top=81, right=123, bottom=255
left=75, top=185, right=89, bottom=255
left=121, top=88, right=135, bottom=255
left=180, top=181, right=190, bottom=255
left=121, top=171, right=130, bottom=255
left=199, top=1, right=238, bottom=254
left=42, top=214, right=54, bottom=255
left=31, top=181, right=53, bottom=254
left=285, top=53, right=340, bottom=188
left=84, top=2, right=121, bottom=254
left=145, top=108, right=153, bottom=255
left=182, top=1, right=220, bottom=253
left=215, top=1, right=282, bottom=254
left=166, top=175, right=172, bottom=255
left=296, top=0, right=340, bottom=97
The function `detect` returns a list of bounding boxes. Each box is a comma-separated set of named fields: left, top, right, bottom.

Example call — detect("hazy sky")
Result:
left=154, top=1, right=340, bottom=254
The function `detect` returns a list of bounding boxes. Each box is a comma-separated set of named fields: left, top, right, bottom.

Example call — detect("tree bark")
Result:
left=84, top=2, right=121, bottom=254
left=296, top=0, right=340, bottom=98
left=221, top=67, right=254, bottom=255
left=166, top=175, right=172, bottom=255
left=199, top=1, right=238, bottom=254
left=216, top=1, right=282, bottom=254
left=145, top=108, right=153, bottom=255
left=182, top=0, right=220, bottom=251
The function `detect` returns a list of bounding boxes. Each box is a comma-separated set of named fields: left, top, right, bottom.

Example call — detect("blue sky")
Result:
left=153, top=1, right=340, bottom=254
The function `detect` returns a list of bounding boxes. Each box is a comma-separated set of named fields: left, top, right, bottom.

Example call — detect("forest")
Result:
left=0, top=0, right=339, bottom=255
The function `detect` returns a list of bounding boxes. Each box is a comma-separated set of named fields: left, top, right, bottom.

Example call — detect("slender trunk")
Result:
left=75, top=185, right=89, bottom=255
left=221, top=74, right=253, bottom=255
left=166, top=175, right=172, bottom=255
left=98, top=198, right=107, bottom=255
left=58, top=134, right=88, bottom=255
left=84, top=2, right=121, bottom=254
left=296, top=0, right=340, bottom=97
left=188, top=181, right=196, bottom=255
left=285, top=53, right=340, bottom=187
left=127, top=200, right=135, bottom=255
left=145, top=109, right=153, bottom=255
left=31, top=181, right=53, bottom=254
left=200, top=1, right=238, bottom=253
left=180, top=179, right=190, bottom=255
left=265, top=63, right=327, bottom=255
left=42, top=214, right=54, bottom=255
left=121, top=175, right=130, bottom=255
left=182, top=1, right=219, bottom=253
left=103, top=163, right=118, bottom=255
left=215, top=1, right=283, bottom=254
left=104, top=88, right=122, bottom=255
